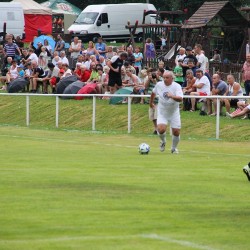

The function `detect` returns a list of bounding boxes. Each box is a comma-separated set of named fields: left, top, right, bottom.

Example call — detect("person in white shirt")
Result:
left=26, top=48, right=38, bottom=64
left=189, top=68, right=211, bottom=111
left=194, top=44, right=206, bottom=73
left=175, top=47, right=186, bottom=66
left=60, top=51, right=69, bottom=66
left=149, top=70, right=183, bottom=154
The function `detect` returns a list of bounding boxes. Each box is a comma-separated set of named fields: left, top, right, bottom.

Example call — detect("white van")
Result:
left=68, top=3, right=157, bottom=42
left=0, top=2, right=24, bottom=38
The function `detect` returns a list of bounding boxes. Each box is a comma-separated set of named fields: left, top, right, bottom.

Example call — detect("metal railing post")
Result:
left=128, top=96, right=132, bottom=133
left=56, top=96, right=59, bottom=128
left=92, top=96, right=96, bottom=131
left=26, top=95, right=30, bottom=126
left=216, top=98, right=220, bottom=140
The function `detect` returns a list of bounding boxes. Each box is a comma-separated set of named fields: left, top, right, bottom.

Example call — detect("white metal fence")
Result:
left=0, top=93, right=249, bottom=139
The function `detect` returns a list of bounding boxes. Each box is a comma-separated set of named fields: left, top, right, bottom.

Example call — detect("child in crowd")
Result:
left=173, top=59, right=184, bottom=86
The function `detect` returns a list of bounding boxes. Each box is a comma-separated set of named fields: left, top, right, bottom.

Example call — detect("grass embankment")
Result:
left=0, top=95, right=249, bottom=141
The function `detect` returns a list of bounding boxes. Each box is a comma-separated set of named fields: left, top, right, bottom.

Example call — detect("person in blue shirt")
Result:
left=95, top=37, right=107, bottom=61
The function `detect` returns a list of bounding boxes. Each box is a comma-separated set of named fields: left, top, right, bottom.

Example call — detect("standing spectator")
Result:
left=86, top=41, right=98, bottom=56
left=15, top=36, right=24, bottom=50
left=207, top=74, right=228, bottom=116
left=181, top=46, right=198, bottom=79
left=3, top=37, right=22, bottom=61
left=54, top=34, right=65, bottom=52
left=175, top=47, right=186, bottom=66
left=38, top=46, right=49, bottom=70
left=223, top=74, right=244, bottom=113
left=201, top=50, right=209, bottom=73
left=144, top=38, right=155, bottom=67
left=149, top=71, right=183, bottom=153
left=69, top=36, right=81, bottom=59
left=242, top=53, right=250, bottom=96
left=44, top=39, right=52, bottom=57
left=107, top=52, right=128, bottom=94
left=133, top=46, right=143, bottom=74
left=126, top=46, right=135, bottom=66
left=189, top=69, right=211, bottom=112
left=95, top=37, right=107, bottom=60
left=194, top=44, right=206, bottom=73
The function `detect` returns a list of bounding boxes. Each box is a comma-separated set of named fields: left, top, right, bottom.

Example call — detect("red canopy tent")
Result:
left=12, top=0, right=52, bottom=42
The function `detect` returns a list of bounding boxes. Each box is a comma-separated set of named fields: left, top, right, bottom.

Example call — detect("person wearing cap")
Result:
left=17, top=64, right=25, bottom=78
left=189, top=68, right=211, bottom=112
left=181, top=46, right=198, bottom=80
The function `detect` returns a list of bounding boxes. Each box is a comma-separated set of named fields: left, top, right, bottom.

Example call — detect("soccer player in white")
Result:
left=149, top=71, right=183, bottom=153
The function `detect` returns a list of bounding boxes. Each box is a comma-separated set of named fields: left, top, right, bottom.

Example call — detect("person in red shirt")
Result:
left=80, top=65, right=91, bottom=83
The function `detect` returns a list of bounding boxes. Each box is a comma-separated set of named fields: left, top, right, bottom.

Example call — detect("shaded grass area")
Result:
left=0, top=95, right=249, bottom=141
left=0, top=126, right=249, bottom=250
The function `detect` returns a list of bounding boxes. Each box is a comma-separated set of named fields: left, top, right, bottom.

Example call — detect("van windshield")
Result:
left=75, top=12, right=99, bottom=24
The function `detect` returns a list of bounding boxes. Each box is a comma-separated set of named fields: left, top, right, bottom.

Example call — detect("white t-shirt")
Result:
left=196, top=53, right=206, bottom=72
left=153, top=81, right=183, bottom=114
left=195, top=75, right=211, bottom=95
left=28, top=53, right=38, bottom=64
left=61, top=56, right=69, bottom=65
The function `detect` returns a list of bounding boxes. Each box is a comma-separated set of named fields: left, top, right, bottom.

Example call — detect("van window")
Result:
left=98, top=13, right=108, bottom=24
left=75, top=12, right=98, bottom=24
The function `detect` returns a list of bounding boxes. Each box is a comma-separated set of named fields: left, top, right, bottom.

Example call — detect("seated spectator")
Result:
left=17, top=65, right=25, bottom=78
left=182, top=69, right=196, bottom=111
left=44, top=39, right=52, bottom=57
left=98, top=56, right=106, bottom=67
left=1, top=60, right=19, bottom=90
left=73, top=62, right=82, bottom=79
left=223, top=74, right=244, bottom=113
left=61, top=63, right=72, bottom=78
left=29, top=60, right=47, bottom=93
left=43, top=62, right=60, bottom=94
left=123, top=67, right=142, bottom=87
left=175, top=47, right=186, bottom=66
left=95, top=37, right=107, bottom=59
left=23, top=48, right=38, bottom=65
left=226, top=102, right=250, bottom=119
left=87, top=62, right=99, bottom=83
left=189, top=68, right=211, bottom=112
left=125, top=46, right=135, bottom=66
left=100, top=65, right=110, bottom=94
left=60, top=51, right=69, bottom=65
left=207, top=74, right=228, bottom=115
left=106, top=46, right=116, bottom=60
left=1, top=56, right=12, bottom=78
left=210, top=49, right=221, bottom=63
left=79, top=65, right=91, bottom=82
left=86, top=41, right=99, bottom=57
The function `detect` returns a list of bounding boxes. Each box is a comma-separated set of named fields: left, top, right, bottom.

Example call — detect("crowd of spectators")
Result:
left=0, top=33, right=249, bottom=121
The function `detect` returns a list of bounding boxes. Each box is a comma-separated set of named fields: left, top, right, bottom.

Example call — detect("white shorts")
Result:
left=157, top=109, right=181, bottom=129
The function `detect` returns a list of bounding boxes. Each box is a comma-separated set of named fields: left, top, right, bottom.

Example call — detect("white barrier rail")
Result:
left=0, top=93, right=249, bottom=139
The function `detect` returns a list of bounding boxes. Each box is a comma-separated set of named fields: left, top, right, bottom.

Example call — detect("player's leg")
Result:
left=170, top=115, right=181, bottom=154
left=156, top=109, right=167, bottom=152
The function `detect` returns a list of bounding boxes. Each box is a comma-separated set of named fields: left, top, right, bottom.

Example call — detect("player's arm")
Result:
left=166, top=92, right=183, bottom=102
left=149, top=92, right=156, bottom=108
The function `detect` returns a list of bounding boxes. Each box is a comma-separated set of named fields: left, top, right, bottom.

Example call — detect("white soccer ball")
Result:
left=138, top=143, right=150, bottom=155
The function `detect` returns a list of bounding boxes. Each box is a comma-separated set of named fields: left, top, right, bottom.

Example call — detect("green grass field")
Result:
left=0, top=125, right=249, bottom=250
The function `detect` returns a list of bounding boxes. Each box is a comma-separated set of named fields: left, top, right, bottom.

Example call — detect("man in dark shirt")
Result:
left=181, top=46, right=198, bottom=78
left=29, top=60, right=46, bottom=93
left=107, top=52, right=128, bottom=94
